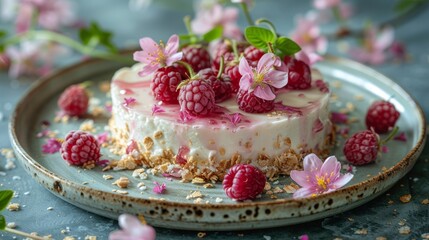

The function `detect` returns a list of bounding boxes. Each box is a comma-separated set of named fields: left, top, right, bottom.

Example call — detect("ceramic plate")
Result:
left=9, top=55, right=426, bottom=230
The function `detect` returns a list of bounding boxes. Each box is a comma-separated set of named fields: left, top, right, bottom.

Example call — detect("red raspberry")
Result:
left=244, top=46, right=264, bottom=63
left=283, top=56, right=311, bottom=90
left=225, top=64, right=241, bottom=93
left=236, top=89, right=275, bottom=113
left=152, top=66, right=183, bottom=104
left=198, top=68, right=232, bottom=103
left=58, top=84, right=89, bottom=117
left=223, top=164, right=266, bottom=201
left=60, top=130, right=101, bottom=166
left=181, top=45, right=211, bottom=73
left=212, top=41, right=247, bottom=70
left=365, top=100, right=400, bottom=134
left=178, top=80, right=216, bottom=116
left=343, top=130, right=379, bottom=165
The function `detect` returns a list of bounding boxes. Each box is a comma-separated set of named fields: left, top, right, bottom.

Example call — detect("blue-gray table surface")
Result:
left=0, top=1, right=428, bottom=239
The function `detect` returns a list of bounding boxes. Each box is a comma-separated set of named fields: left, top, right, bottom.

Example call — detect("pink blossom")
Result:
left=348, top=25, right=394, bottom=65
left=133, top=34, right=182, bottom=76
left=290, top=154, right=353, bottom=198
left=123, top=97, right=136, bottom=107
left=313, top=0, right=341, bottom=10
left=225, top=113, right=243, bottom=126
left=295, top=50, right=323, bottom=66
left=151, top=104, right=165, bottom=116
left=97, top=132, right=109, bottom=145
left=290, top=13, right=328, bottom=54
left=239, top=53, right=288, bottom=101
left=153, top=181, right=166, bottom=194
left=394, top=132, right=407, bottom=142
left=178, top=111, right=195, bottom=123
left=5, top=40, right=69, bottom=78
left=382, top=146, right=389, bottom=153
left=331, top=112, right=348, bottom=124
left=390, top=41, right=407, bottom=61
left=41, top=138, right=62, bottom=154
left=16, top=0, right=75, bottom=33
left=191, top=3, right=242, bottom=40
left=109, top=214, right=156, bottom=240
left=299, top=234, right=310, bottom=240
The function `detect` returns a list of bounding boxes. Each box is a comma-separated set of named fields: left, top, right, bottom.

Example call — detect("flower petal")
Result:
left=331, top=173, right=353, bottom=189
left=165, top=34, right=180, bottom=56
left=290, top=170, right=313, bottom=188
left=303, top=153, right=323, bottom=172
left=293, top=187, right=316, bottom=198
left=257, top=53, right=276, bottom=74
left=375, top=27, right=394, bottom=50
left=238, top=57, right=252, bottom=76
left=165, top=52, right=183, bottom=66
left=139, top=37, right=158, bottom=52
left=265, top=70, right=288, bottom=88
left=320, top=155, right=340, bottom=177
left=139, top=64, right=158, bottom=76
left=253, top=85, right=275, bottom=100
left=239, top=74, right=252, bottom=90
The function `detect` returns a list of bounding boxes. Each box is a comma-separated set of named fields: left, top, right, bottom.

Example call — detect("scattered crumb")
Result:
left=421, top=199, right=429, bottom=205
left=103, top=174, right=114, bottom=180
left=203, top=183, right=214, bottom=188
left=347, top=218, right=354, bottom=222
left=197, top=232, right=206, bottom=238
left=113, top=177, right=130, bottom=188
left=82, top=181, right=89, bottom=185
left=137, top=182, right=147, bottom=191
left=12, top=175, right=21, bottom=180
left=186, top=191, right=204, bottom=200
left=112, top=189, right=128, bottom=195
left=375, top=237, right=387, bottom=240
left=398, top=226, right=411, bottom=235
left=132, top=169, right=148, bottom=179
left=63, top=237, right=76, bottom=240
left=61, top=227, right=71, bottom=234
left=283, top=183, right=299, bottom=193
left=47, top=207, right=54, bottom=211
left=421, top=233, right=429, bottom=239
left=6, top=222, right=16, bottom=229
left=24, top=191, right=30, bottom=195
left=193, top=197, right=204, bottom=204
left=215, top=197, right=223, bottom=203
left=79, top=120, right=96, bottom=132
left=272, top=186, right=283, bottom=194
left=387, top=200, right=394, bottom=205
left=7, top=203, right=20, bottom=211
left=381, top=166, right=387, bottom=172
left=264, top=182, right=271, bottom=191
left=398, top=219, right=407, bottom=226
left=399, top=194, right=412, bottom=203
left=192, top=177, right=206, bottom=184
left=354, top=228, right=368, bottom=235
left=85, top=236, right=97, bottom=240
left=263, top=235, right=271, bottom=240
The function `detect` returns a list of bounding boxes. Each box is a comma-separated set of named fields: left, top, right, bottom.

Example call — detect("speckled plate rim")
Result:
left=9, top=54, right=427, bottom=230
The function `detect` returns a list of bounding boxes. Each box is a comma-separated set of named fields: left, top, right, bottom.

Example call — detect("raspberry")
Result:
left=198, top=68, right=232, bottom=103
left=152, top=66, right=183, bottom=104
left=223, top=164, right=266, bottom=201
left=178, top=79, right=216, bottom=116
left=60, top=130, right=101, bottom=166
left=365, top=100, right=400, bottom=134
left=343, top=130, right=379, bottom=165
left=236, top=89, right=275, bottom=113
left=57, top=84, right=89, bottom=117
left=181, top=45, right=211, bottom=73
left=244, top=46, right=264, bottom=63
left=212, top=41, right=247, bottom=70
left=283, top=56, right=311, bottom=90
left=225, top=64, right=241, bottom=93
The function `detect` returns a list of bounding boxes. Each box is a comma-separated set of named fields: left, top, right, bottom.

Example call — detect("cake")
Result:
left=109, top=60, right=333, bottom=182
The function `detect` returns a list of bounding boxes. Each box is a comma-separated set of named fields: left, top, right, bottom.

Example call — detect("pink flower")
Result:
left=299, top=234, right=310, bottom=240
left=239, top=53, right=288, bottom=101
left=225, top=113, right=243, bottom=126
left=123, top=97, right=136, bottom=107
left=42, top=138, right=62, bottom=154
left=290, top=154, right=353, bottom=198
left=331, top=112, right=348, bottom=124
left=97, top=132, right=109, bottom=145
left=153, top=181, right=166, bottom=194
left=16, top=0, right=75, bottom=33
left=109, top=214, right=156, bottom=240
left=295, top=50, right=323, bottom=66
left=290, top=13, right=328, bottom=54
left=133, top=34, right=182, bottom=76
left=313, top=0, right=341, bottom=10
left=394, top=132, right=407, bottom=142
left=348, top=25, right=394, bottom=65
left=390, top=41, right=407, bottom=61
left=151, top=104, right=165, bottom=116
left=191, top=3, right=242, bottom=40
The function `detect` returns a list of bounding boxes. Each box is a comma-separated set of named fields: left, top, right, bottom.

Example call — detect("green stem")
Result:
left=183, top=15, right=194, bottom=35
left=267, top=42, right=275, bottom=53
left=231, top=39, right=239, bottom=60
left=4, top=227, right=50, bottom=240
left=240, top=3, right=254, bottom=26
left=256, top=18, right=278, bottom=40
left=2, top=30, right=132, bottom=63
left=217, top=56, right=225, bottom=79
left=380, top=126, right=399, bottom=145
left=176, top=60, right=195, bottom=78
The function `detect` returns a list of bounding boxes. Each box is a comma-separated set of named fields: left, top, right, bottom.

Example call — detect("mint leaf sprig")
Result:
left=244, top=19, right=301, bottom=58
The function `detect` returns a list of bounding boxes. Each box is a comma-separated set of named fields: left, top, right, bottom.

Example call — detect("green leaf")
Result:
left=79, top=22, right=117, bottom=53
left=202, top=26, right=223, bottom=42
left=0, top=215, right=5, bottom=230
left=0, top=190, right=13, bottom=211
left=244, top=26, right=275, bottom=51
left=274, top=37, right=301, bottom=57
left=394, top=0, right=428, bottom=12
left=0, top=30, right=6, bottom=39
